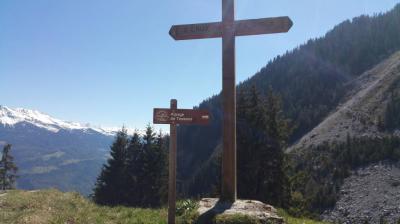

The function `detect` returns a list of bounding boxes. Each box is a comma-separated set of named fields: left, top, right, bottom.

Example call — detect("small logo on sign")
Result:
left=156, top=110, right=169, bottom=122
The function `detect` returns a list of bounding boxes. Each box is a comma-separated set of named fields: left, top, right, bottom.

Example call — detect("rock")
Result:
left=322, top=161, right=400, bottom=224
left=197, top=198, right=284, bottom=224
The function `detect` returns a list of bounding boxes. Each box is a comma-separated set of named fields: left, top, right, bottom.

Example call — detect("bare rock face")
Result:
left=197, top=198, right=284, bottom=224
left=322, top=161, right=400, bottom=224
left=288, top=51, right=400, bottom=152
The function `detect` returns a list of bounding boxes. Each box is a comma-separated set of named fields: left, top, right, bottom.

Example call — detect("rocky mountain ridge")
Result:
left=289, top=51, right=400, bottom=151
left=0, top=105, right=135, bottom=136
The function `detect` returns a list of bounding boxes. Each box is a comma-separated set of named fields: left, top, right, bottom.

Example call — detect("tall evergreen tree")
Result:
left=93, top=128, right=129, bottom=205
left=155, top=130, right=169, bottom=204
left=262, top=87, right=291, bottom=206
left=140, top=125, right=167, bottom=207
left=0, top=144, right=18, bottom=190
left=237, top=86, right=290, bottom=206
left=125, top=130, right=143, bottom=205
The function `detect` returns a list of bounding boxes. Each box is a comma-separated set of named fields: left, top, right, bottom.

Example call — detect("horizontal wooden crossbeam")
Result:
left=169, top=16, right=293, bottom=40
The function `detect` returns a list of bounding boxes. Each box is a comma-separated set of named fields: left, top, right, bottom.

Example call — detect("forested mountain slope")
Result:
left=177, top=4, right=400, bottom=196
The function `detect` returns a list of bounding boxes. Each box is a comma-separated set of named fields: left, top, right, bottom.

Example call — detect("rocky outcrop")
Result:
left=197, top=198, right=284, bottom=224
left=322, top=161, right=400, bottom=224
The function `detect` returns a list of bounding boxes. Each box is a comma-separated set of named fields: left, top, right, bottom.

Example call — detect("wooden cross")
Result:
left=153, top=99, right=210, bottom=224
left=169, top=0, right=293, bottom=204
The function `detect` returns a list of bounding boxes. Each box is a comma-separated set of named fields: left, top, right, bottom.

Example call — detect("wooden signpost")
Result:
left=153, top=99, right=210, bottom=224
left=169, top=0, right=293, bottom=204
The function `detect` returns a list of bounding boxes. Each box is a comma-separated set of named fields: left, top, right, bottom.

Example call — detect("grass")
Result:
left=0, top=190, right=166, bottom=224
left=277, top=209, right=329, bottom=224
left=0, top=190, right=328, bottom=224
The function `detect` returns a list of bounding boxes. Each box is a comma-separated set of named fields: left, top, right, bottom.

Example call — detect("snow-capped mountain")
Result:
left=0, top=105, right=136, bottom=195
left=0, top=105, right=135, bottom=136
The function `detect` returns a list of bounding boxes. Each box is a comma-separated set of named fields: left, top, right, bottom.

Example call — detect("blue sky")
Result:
left=1, top=0, right=399, bottom=131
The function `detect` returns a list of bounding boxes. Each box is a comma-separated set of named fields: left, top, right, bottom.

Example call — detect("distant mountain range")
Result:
left=0, top=106, right=124, bottom=136
left=0, top=106, right=126, bottom=195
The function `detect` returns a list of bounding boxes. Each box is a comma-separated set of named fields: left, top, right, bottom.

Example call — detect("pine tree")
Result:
left=125, top=130, right=143, bottom=206
left=265, top=87, right=291, bottom=145
left=262, top=87, right=291, bottom=206
left=124, top=126, right=168, bottom=207
left=0, top=144, right=18, bottom=190
left=155, top=130, right=168, bottom=204
left=237, top=85, right=290, bottom=206
left=140, top=125, right=167, bottom=207
left=237, top=86, right=266, bottom=198
left=93, top=128, right=129, bottom=205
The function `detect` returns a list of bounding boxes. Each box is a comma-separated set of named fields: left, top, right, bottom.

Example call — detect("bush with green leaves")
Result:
left=176, top=199, right=198, bottom=216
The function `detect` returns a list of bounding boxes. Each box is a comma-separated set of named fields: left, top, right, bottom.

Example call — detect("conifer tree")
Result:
left=262, top=87, right=291, bottom=206
left=237, top=85, right=290, bottom=206
left=155, top=130, right=169, bottom=204
left=93, top=128, right=129, bottom=205
left=0, top=144, right=18, bottom=190
left=93, top=126, right=168, bottom=207
left=140, top=125, right=167, bottom=207
left=125, top=130, right=143, bottom=205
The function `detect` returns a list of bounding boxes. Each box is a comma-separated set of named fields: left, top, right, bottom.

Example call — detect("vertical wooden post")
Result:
left=168, top=99, right=177, bottom=224
left=221, top=0, right=237, bottom=202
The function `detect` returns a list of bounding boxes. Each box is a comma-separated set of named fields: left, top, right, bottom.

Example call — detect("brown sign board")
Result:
left=169, top=22, right=222, bottom=40
left=169, top=16, right=292, bottom=41
left=153, top=108, right=210, bottom=125
left=235, top=16, right=293, bottom=37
